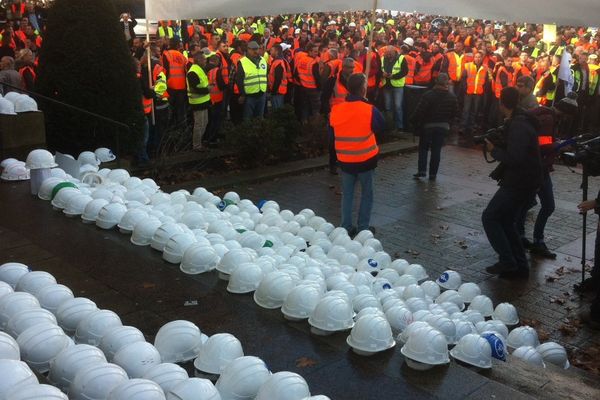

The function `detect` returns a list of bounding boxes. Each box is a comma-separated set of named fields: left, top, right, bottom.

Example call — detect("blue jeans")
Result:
left=417, top=127, right=447, bottom=176
left=383, top=87, right=404, bottom=129
left=271, top=94, right=284, bottom=111
left=482, top=186, right=533, bottom=269
left=516, top=173, right=555, bottom=241
left=341, top=169, right=374, bottom=232
left=461, top=94, right=482, bottom=133
left=243, top=93, right=266, bottom=120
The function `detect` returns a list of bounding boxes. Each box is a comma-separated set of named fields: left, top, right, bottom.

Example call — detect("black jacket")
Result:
left=410, top=88, right=458, bottom=127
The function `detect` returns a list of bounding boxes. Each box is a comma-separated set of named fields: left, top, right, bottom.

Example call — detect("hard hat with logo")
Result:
left=308, top=295, right=354, bottom=335
left=227, top=262, right=264, bottom=294
left=96, top=202, right=128, bottom=229
left=16, top=270, right=56, bottom=296
left=255, top=371, right=311, bottom=400
left=107, top=169, right=130, bottom=184
left=0, top=331, right=20, bottom=360
left=468, top=295, right=494, bottom=317
left=17, top=323, right=71, bottom=373
left=1, top=161, right=29, bottom=181
left=215, top=356, right=271, bottom=400
left=37, top=177, right=63, bottom=200
left=401, top=326, right=450, bottom=370
left=117, top=208, right=149, bottom=234
left=48, top=344, right=107, bottom=392
left=163, top=233, right=197, bottom=264
left=107, top=379, right=166, bottom=400
left=457, top=282, right=481, bottom=304
left=95, top=147, right=116, bottom=163
left=0, top=292, right=40, bottom=330
left=512, top=346, right=545, bottom=368
left=491, top=302, right=519, bottom=326
left=0, top=97, right=16, bottom=114
left=253, top=271, right=295, bottom=309
left=385, top=305, right=413, bottom=332
left=131, top=217, right=162, bottom=246
left=5, top=383, right=68, bottom=399
left=436, top=270, right=462, bottom=290
left=25, top=149, right=57, bottom=169
left=154, top=320, right=203, bottom=363
left=69, top=363, right=129, bottom=400
left=347, top=314, right=395, bottom=356
left=78, top=151, right=100, bottom=167
left=55, top=297, right=98, bottom=335
left=281, top=284, right=322, bottom=321
left=113, top=341, right=162, bottom=378
left=14, top=95, right=38, bottom=112
left=51, top=187, right=81, bottom=210
left=0, top=360, right=38, bottom=398
left=480, top=331, right=507, bottom=361
left=507, top=326, right=540, bottom=350
left=74, top=309, right=123, bottom=346
left=449, top=333, right=492, bottom=368
left=194, top=333, right=244, bottom=375
left=7, top=307, right=57, bottom=338
left=537, top=342, right=569, bottom=369
left=142, top=363, right=189, bottom=393
left=81, top=198, right=109, bottom=223
left=167, top=377, right=220, bottom=400
left=0, top=262, right=30, bottom=289
left=99, top=325, right=146, bottom=361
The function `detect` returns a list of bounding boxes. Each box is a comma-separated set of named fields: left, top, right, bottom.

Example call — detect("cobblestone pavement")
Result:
left=217, top=143, right=600, bottom=374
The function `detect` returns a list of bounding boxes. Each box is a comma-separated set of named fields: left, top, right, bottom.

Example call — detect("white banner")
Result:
left=146, top=0, right=600, bottom=27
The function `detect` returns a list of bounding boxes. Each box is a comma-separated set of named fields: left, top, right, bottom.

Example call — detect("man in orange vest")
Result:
left=330, top=73, right=384, bottom=236
left=162, top=38, right=189, bottom=128
left=268, top=44, right=290, bottom=111
left=460, top=52, right=488, bottom=134
left=205, top=52, right=226, bottom=146
left=294, top=42, right=321, bottom=123
left=441, top=41, right=464, bottom=94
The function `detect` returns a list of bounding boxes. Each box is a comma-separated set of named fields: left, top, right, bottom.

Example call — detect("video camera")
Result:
left=473, top=127, right=507, bottom=163
left=560, top=134, right=600, bottom=177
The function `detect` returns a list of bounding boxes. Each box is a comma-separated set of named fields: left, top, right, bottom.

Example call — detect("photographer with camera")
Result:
left=481, top=87, right=543, bottom=278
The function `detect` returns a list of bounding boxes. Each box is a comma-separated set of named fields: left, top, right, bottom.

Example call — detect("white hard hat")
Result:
left=371, top=251, right=391, bottom=269
left=0, top=292, right=40, bottom=330
left=151, top=192, right=171, bottom=205
left=0, top=157, right=20, bottom=169
left=95, top=147, right=116, bottom=163
left=113, top=341, right=162, bottom=378
left=400, top=326, right=450, bottom=370
left=63, top=193, right=93, bottom=217
left=131, top=217, right=162, bottom=246
left=69, top=363, right=129, bottom=400
left=476, top=320, right=509, bottom=339
left=154, top=320, right=203, bottom=363
left=5, top=383, right=68, bottom=399
left=167, top=377, right=220, bottom=400
left=450, top=333, right=492, bottom=368
left=354, top=306, right=385, bottom=322
left=468, top=295, right=494, bottom=317
left=253, top=271, right=295, bottom=309
left=96, top=202, right=128, bottom=229
left=0, top=280, right=13, bottom=299
left=395, top=274, right=418, bottom=288
left=537, top=342, right=569, bottom=369
left=403, top=37, right=414, bottom=47
left=356, top=257, right=380, bottom=274
left=48, top=344, right=107, bottom=392
left=454, top=320, right=477, bottom=342
left=124, top=189, right=149, bottom=204
left=78, top=151, right=100, bottom=167
left=308, top=295, right=354, bottom=335
left=0, top=97, right=16, bottom=114
left=117, top=208, right=149, bottom=234
left=396, top=320, right=431, bottom=346
left=352, top=293, right=380, bottom=313
left=26, top=149, right=57, bottom=169
left=491, top=302, right=519, bottom=325
left=123, top=176, right=142, bottom=191
left=347, top=314, right=395, bottom=355
left=507, top=326, right=540, bottom=350
left=107, top=169, right=130, bottom=184
left=15, top=270, right=56, bottom=296
left=108, top=379, right=166, bottom=400
left=99, top=325, right=146, bottom=361
left=17, top=323, right=71, bottom=373
left=255, top=371, right=311, bottom=400
left=462, top=309, right=485, bottom=324
left=91, top=187, right=114, bottom=201
left=3, top=91, right=22, bottom=103
left=151, top=222, right=186, bottom=251
left=402, top=284, right=426, bottom=300
left=226, top=262, right=264, bottom=294
left=419, top=280, right=440, bottom=299
left=194, top=333, right=243, bottom=375
left=363, top=238, right=383, bottom=252
left=55, top=297, right=98, bottom=335
left=81, top=198, right=109, bottom=223
left=371, top=278, right=393, bottom=295
left=0, top=360, right=38, bottom=398
left=50, top=167, right=68, bottom=179
left=405, top=264, right=428, bottom=282
left=389, top=259, right=410, bottom=275
left=14, top=95, right=38, bottom=112
left=404, top=297, right=429, bottom=313
left=142, top=363, right=188, bottom=393
left=424, top=314, right=456, bottom=345
left=215, top=356, right=271, bottom=400
left=181, top=211, right=206, bottom=230
left=7, top=307, right=57, bottom=338
left=457, top=282, right=481, bottom=304
left=281, top=284, right=322, bottom=321
left=330, top=280, right=358, bottom=301
left=434, top=290, right=464, bottom=311
left=512, top=346, right=545, bottom=368
left=37, top=177, right=63, bottom=200
left=385, top=305, right=413, bottom=332
left=480, top=331, right=507, bottom=361
left=376, top=269, right=399, bottom=285
left=1, top=161, right=29, bottom=180
left=0, top=262, right=30, bottom=289
left=436, top=270, right=462, bottom=290
left=0, top=331, right=20, bottom=360
left=51, top=187, right=81, bottom=210
left=180, top=244, right=220, bottom=275
left=354, top=229, right=374, bottom=244
left=74, top=309, right=123, bottom=346
left=163, top=233, right=197, bottom=264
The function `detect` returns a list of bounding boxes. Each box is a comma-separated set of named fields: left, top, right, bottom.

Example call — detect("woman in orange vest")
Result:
left=330, top=73, right=384, bottom=235
left=268, top=44, right=291, bottom=111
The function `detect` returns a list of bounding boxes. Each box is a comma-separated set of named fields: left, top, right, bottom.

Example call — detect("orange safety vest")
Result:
left=465, top=62, right=487, bottom=95
left=493, top=66, right=512, bottom=99
left=268, top=58, right=291, bottom=95
left=513, top=65, right=532, bottom=86
left=364, top=52, right=378, bottom=88
left=330, top=101, right=379, bottom=164
left=217, top=51, right=230, bottom=85
left=163, top=50, right=188, bottom=90
left=414, top=56, right=433, bottom=85
left=152, top=64, right=164, bottom=82
left=431, top=53, right=443, bottom=79
left=238, top=32, right=251, bottom=42
left=296, top=55, right=317, bottom=89
left=446, top=51, right=463, bottom=82
left=230, top=52, right=242, bottom=94
left=328, top=58, right=343, bottom=78
left=139, top=72, right=153, bottom=115
left=208, top=68, right=224, bottom=103
left=18, top=65, right=36, bottom=88
left=404, top=55, right=416, bottom=85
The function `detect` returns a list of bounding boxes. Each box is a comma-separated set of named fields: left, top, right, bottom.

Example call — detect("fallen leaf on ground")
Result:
left=296, top=357, right=318, bottom=368
left=141, top=282, right=156, bottom=289
left=550, top=297, right=566, bottom=305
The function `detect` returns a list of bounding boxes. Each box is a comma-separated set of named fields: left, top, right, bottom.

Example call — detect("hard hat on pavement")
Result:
left=48, top=344, right=107, bottom=392
left=0, top=161, right=29, bottom=181
left=107, top=379, right=166, bottom=400
left=113, top=341, right=162, bottom=378
left=69, top=363, right=129, bottom=400
left=194, top=333, right=244, bottom=375
left=51, top=187, right=81, bottom=210
left=253, top=271, right=295, bottom=309
left=63, top=194, right=94, bottom=217
left=0, top=97, right=16, bottom=114
left=151, top=222, right=186, bottom=251
left=354, top=306, right=385, bottom=322
left=424, top=314, right=456, bottom=345
left=81, top=198, right=109, bottom=224
left=0, top=157, right=20, bottom=169
left=404, top=297, right=430, bottom=313
left=0, top=281, right=13, bottom=300
left=117, top=208, right=149, bottom=234
left=15, top=270, right=56, bottom=296
left=352, top=293, right=380, bottom=313
left=17, top=323, right=71, bottom=373
left=255, top=371, right=311, bottom=400
left=385, top=305, right=413, bottom=332
left=507, top=326, right=540, bottom=350
left=107, top=169, right=130, bottom=184
left=449, top=333, right=492, bottom=368
left=0, top=292, right=40, bottom=330
left=436, top=270, right=462, bottom=290
left=420, top=280, right=441, bottom=299
left=491, top=302, right=519, bottom=326
left=402, top=284, right=426, bottom=300
left=95, top=147, right=116, bottom=163
left=163, top=233, right=197, bottom=264
left=25, top=149, right=57, bottom=169
left=6, top=307, right=57, bottom=338
left=401, top=326, right=450, bottom=370
left=0, top=331, right=20, bottom=360
left=281, top=284, right=322, bottom=321
left=395, top=274, right=418, bottom=287
left=14, top=95, right=38, bottom=112
left=462, top=309, right=485, bottom=324
left=396, top=320, right=431, bottom=346
left=475, top=320, right=509, bottom=339
left=167, top=378, right=220, bottom=400
left=453, top=320, right=477, bottom=343
left=74, top=309, right=123, bottom=346
left=536, top=342, right=569, bottom=369
left=99, top=325, right=146, bottom=361
left=0, top=360, right=38, bottom=398
left=0, top=262, right=30, bottom=289
left=37, top=177, right=63, bottom=200
left=308, top=295, right=354, bottom=335
left=468, top=295, right=494, bottom=317
left=434, top=290, right=465, bottom=310
left=227, top=262, right=264, bottom=294
left=512, top=346, right=545, bottom=368
left=180, top=244, right=221, bottom=275
left=131, top=217, right=162, bottom=246
left=55, top=297, right=98, bottom=335
left=96, top=202, right=128, bottom=229
left=142, top=363, right=189, bottom=393
left=457, top=282, right=481, bottom=304
left=389, top=259, right=410, bottom=275
left=215, top=356, right=271, bottom=400
left=405, top=264, right=428, bottom=282
left=480, top=331, right=507, bottom=361
left=78, top=151, right=100, bottom=167
left=347, top=314, right=395, bottom=356
left=5, top=383, right=68, bottom=400
left=50, top=167, right=69, bottom=179
left=154, top=320, right=204, bottom=363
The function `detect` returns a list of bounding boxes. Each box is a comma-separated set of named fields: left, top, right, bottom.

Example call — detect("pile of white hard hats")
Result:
left=0, top=158, right=29, bottom=181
